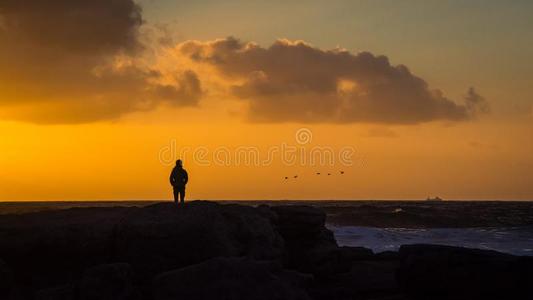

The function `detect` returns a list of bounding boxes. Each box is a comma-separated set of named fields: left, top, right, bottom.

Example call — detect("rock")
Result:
left=338, top=246, right=374, bottom=261
left=153, top=257, right=312, bottom=300
left=114, top=202, right=284, bottom=278
left=256, top=204, right=279, bottom=223
left=34, top=263, right=141, bottom=300
left=0, top=207, right=133, bottom=289
left=375, top=251, right=400, bottom=260
left=79, top=263, right=141, bottom=300
left=346, top=261, right=400, bottom=295
left=295, top=241, right=352, bottom=276
left=34, top=285, right=75, bottom=300
left=0, top=259, right=13, bottom=298
left=271, top=205, right=327, bottom=238
left=397, top=244, right=533, bottom=299
left=309, top=260, right=401, bottom=300
left=271, top=205, right=343, bottom=276
left=298, top=246, right=375, bottom=279
left=2, top=202, right=533, bottom=300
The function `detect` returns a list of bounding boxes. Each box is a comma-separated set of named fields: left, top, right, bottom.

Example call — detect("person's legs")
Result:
left=173, top=188, right=180, bottom=204
left=179, top=188, right=186, bottom=205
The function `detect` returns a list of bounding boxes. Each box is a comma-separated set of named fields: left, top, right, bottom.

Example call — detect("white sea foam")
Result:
left=328, top=225, right=533, bottom=256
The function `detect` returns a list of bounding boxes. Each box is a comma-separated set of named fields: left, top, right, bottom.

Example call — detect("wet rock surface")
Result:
left=0, top=201, right=531, bottom=299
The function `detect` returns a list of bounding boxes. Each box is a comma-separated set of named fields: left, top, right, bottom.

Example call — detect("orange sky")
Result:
left=1, top=0, right=532, bottom=201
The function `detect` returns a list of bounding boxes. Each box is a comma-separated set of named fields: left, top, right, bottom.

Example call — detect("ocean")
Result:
left=330, top=225, right=533, bottom=256
left=1, top=200, right=532, bottom=256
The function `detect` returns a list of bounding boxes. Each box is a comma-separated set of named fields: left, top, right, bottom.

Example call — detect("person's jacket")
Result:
left=170, top=167, right=188, bottom=188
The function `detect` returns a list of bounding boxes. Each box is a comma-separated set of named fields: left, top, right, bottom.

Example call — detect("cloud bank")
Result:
left=0, top=0, right=201, bottom=123
left=0, top=2, right=487, bottom=125
left=180, top=37, right=488, bottom=124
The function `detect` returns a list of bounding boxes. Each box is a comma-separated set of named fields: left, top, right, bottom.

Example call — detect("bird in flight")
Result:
left=293, top=175, right=298, bottom=178
left=284, top=177, right=288, bottom=180
left=327, top=173, right=331, bottom=176
left=340, top=171, right=345, bottom=174
left=316, top=172, right=321, bottom=175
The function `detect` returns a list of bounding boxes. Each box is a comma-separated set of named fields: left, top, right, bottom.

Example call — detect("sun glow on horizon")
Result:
left=1, top=1, right=532, bottom=201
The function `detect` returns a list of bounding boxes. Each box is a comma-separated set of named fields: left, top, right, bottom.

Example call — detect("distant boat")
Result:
left=426, top=196, right=443, bottom=202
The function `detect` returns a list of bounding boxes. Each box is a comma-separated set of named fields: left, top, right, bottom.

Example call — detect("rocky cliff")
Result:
left=0, top=201, right=531, bottom=300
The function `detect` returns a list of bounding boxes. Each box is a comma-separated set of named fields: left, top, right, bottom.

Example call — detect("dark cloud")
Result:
left=0, top=2, right=487, bottom=126
left=0, top=0, right=202, bottom=123
left=181, top=37, right=486, bottom=124
left=465, top=87, right=490, bottom=116
left=0, top=0, right=143, bottom=54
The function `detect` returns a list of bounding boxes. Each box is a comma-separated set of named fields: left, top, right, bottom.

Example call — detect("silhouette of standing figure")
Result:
left=170, top=159, right=188, bottom=205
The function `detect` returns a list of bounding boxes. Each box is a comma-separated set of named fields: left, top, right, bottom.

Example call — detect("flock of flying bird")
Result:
left=284, top=170, right=345, bottom=180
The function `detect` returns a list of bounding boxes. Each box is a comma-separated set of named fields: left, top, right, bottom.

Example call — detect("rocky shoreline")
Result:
left=0, top=201, right=531, bottom=299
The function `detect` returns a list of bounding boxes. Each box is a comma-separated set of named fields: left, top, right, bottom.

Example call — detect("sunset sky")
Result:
left=1, top=0, right=532, bottom=201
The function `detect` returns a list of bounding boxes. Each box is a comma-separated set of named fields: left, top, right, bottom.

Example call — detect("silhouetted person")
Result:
left=170, top=159, right=188, bottom=205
